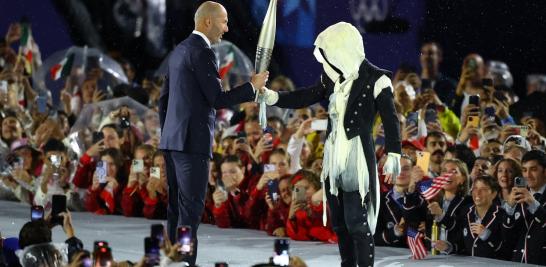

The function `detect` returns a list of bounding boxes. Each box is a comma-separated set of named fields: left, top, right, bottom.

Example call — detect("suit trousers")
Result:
left=165, top=151, right=209, bottom=266
left=326, top=180, right=375, bottom=267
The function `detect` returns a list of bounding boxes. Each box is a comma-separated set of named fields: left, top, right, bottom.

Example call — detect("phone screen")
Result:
left=177, top=226, right=192, bottom=254
left=93, top=246, right=112, bottom=267
left=96, top=161, right=108, bottom=184
left=36, top=96, right=48, bottom=114
left=144, top=237, right=160, bottom=266
left=31, top=205, right=44, bottom=221
left=267, top=180, right=279, bottom=202
left=311, top=119, right=328, bottom=131
left=469, top=95, right=480, bottom=106
left=272, top=239, right=290, bottom=266
left=150, top=224, right=164, bottom=244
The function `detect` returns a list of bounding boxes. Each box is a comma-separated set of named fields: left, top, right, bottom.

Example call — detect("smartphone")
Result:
left=96, top=161, right=108, bottom=184
left=51, top=194, right=67, bottom=225
left=267, top=179, right=279, bottom=202
left=311, top=119, right=328, bottom=131
left=264, top=164, right=276, bottom=173
left=36, top=95, right=48, bottom=114
left=0, top=80, right=7, bottom=94
left=421, top=79, right=432, bottom=90
left=215, top=263, right=229, bottom=267
left=132, top=159, right=144, bottom=173
left=49, top=154, right=62, bottom=169
left=93, top=246, right=112, bottom=267
left=406, top=112, right=419, bottom=128
left=177, top=225, right=192, bottom=254
left=424, top=108, right=438, bottom=124
left=482, top=78, right=493, bottom=87
left=150, top=224, right=164, bottom=244
left=31, top=205, right=44, bottom=221
left=144, top=237, right=160, bottom=267
left=484, top=107, right=496, bottom=118
left=467, top=58, right=477, bottom=72
left=293, top=186, right=306, bottom=203
left=80, top=250, right=92, bottom=267
left=150, top=167, right=160, bottom=179
left=466, top=115, right=480, bottom=128
left=469, top=95, right=480, bottom=106
left=272, top=239, right=290, bottom=266
left=416, top=151, right=431, bottom=174
left=92, top=131, right=104, bottom=144
left=514, top=176, right=527, bottom=188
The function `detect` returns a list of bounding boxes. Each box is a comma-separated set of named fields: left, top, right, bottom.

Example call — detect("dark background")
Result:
left=1, top=0, right=545, bottom=97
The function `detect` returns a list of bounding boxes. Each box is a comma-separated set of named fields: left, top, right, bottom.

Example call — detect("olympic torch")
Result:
left=255, top=0, right=278, bottom=129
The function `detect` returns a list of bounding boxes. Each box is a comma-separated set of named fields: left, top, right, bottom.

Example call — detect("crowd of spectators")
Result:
left=1, top=20, right=546, bottom=266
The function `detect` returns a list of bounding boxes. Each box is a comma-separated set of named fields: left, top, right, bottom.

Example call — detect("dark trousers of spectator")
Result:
left=164, top=151, right=209, bottom=266
left=326, top=180, right=374, bottom=267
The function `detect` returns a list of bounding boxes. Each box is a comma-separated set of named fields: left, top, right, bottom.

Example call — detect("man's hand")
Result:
left=251, top=71, right=269, bottom=91
left=469, top=222, right=485, bottom=236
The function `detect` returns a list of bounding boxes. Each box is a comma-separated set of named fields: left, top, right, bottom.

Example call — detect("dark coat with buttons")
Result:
left=456, top=204, right=505, bottom=259
left=502, top=192, right=546, bottom=265
left=274, top=59, right=402, bottom=213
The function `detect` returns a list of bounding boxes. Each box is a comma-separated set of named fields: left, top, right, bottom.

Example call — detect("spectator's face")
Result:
left=503, top=146, right=524, bottom=162
left=153, top=155, right=165, bottom=174
left=496, top=161, right=515, bottom=189
left=220, top=162, right=244, bottom=192
left=300, top=142, right=311, bottom=164
left=101, top=127, right=121, bottom=149
left=522, top=160, right=546, bottom=191
left=420, top=43, right=441, bottom=72
left=279, top=178, right=292, bottom=205
left=314, top=105, right=328, bottom=119
left=81, top=80, right=97, bottom=103
left=294, top=179, right=317, bottom=200
left=426, top=136, right=447, bottom=163
left=471, top=159, right=491, bottom=180
left=244, top=121, right=262, bottom=147
left=480, top=142, right=502, bottom=158
left=1, top=117, right=22, bottom=141
left=295, top=108, right=311, bottom=121
left=441, top=162, right=464, bottom=192
left=221, top=137, right=235, bottom=156
left=471, top=180, right=496, bottom=208
left=396, top=158, right=412, bottom=186
left=208, top=7, right=229, bottom=44
left=269, top=153, right=289, bottom=177
left=267, top=120, right=283, bottom=138
left=241, top=102, right=258, bottom=117
left=101, top=155, right=118, bottom=178
left=394, top=84, right=413, bottom=112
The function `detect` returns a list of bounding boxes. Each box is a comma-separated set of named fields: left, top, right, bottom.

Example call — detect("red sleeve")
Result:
left=265, top=205, right=288, bottom=236
left=242, top=187, right=266, bottom=229
left=121, top=185, right=143, bottom=217
left=84, top=188, right=101, bottom=212
left=212, top=201, right=232, bottom=228
left=73, top=153, right=96, bottom=189
left=142, top=190, right=167, bottom=219
left=286, top=210, right=310, bottom=241
left=99, top=188, right=116, bottom=214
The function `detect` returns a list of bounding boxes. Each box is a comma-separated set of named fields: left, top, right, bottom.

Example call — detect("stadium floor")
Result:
left=0, top=201, right=532, bottom=267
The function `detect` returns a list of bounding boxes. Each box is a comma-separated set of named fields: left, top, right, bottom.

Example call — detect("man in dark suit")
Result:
left=158, top=2, right=268, bottom=265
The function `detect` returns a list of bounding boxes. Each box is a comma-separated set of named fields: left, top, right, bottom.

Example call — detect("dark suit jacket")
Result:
left=158, top=34, right=256, bottom=157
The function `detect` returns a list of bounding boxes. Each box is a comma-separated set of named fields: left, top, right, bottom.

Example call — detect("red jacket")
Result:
left=141, top=190, right=167, bottom=219
left=73, top=153, right=96, bottom=189
left=265, top=201, right=290, bottom=236
left=212, top=191, right=249, bottom=228
left=286, top=202, right=338, bottom=243
left=121, top=185, right=144, bottom=217
left=85, top=185, right=121, bottom=215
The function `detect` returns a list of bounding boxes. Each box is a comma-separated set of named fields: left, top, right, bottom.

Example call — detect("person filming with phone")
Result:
left=502, top=150, right=546, bottom=265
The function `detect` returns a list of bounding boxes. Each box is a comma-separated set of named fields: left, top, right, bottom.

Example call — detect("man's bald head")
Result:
left=194, top=1, right=224, bottom=25
left=193, top=1, right=229, bottom=44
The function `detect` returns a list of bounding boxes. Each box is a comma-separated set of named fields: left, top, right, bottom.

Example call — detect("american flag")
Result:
left=407, top=227, right=427, bottom=260
left=419, top=172, right=454, bottom=200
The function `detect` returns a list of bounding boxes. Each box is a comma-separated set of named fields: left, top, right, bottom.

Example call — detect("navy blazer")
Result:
left=159, top=34, right=256, bottom=157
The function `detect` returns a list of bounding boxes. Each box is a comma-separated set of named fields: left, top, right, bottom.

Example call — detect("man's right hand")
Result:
left=251, top=71, right=269, bottom=91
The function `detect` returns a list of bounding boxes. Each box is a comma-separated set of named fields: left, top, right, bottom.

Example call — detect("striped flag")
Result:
left=19, top=23, right=34, bottom=74
left=419, top=172, right=454, bottom=200
left=218, top=51, right=234, bottom=79
left=50, top=53, right=75, bottom=80
left=407, top=228, right=427, bottom=260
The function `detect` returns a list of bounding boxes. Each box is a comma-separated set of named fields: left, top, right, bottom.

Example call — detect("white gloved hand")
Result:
left=259, top=87, right=278, bottom=105
left=383, top=152, right=401, bottom=184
